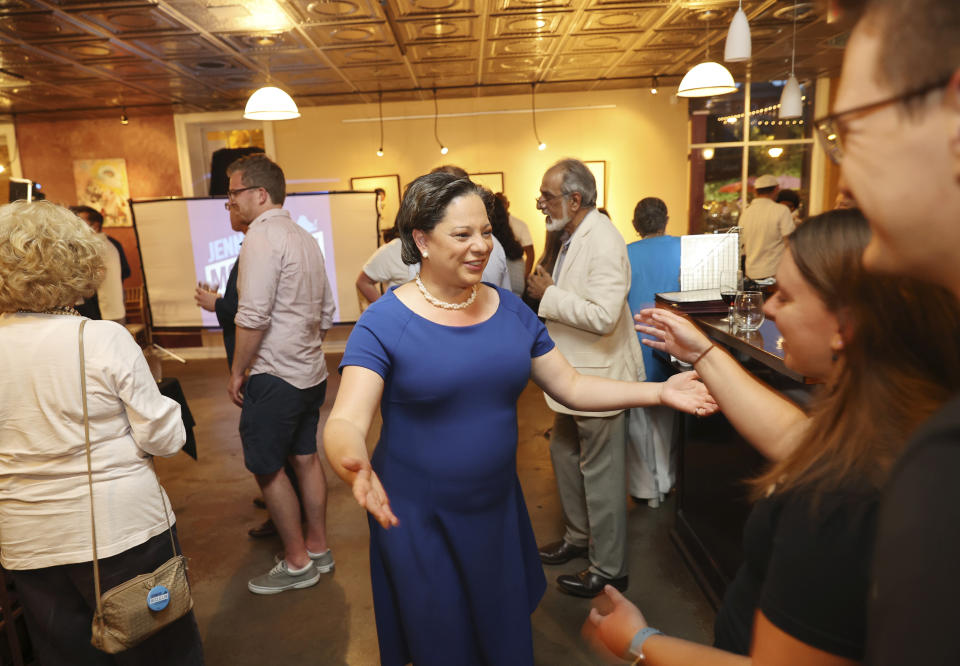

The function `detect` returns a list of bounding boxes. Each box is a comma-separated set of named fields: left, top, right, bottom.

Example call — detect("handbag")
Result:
left=78, top=319, right=194, bottom=654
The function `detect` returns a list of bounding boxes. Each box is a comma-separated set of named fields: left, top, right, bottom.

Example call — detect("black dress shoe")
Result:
left=556, top=570, right=628, bottom=598
left=248, top=518, right=277, bottom=538
left=538, top=540, right=588, bottom=565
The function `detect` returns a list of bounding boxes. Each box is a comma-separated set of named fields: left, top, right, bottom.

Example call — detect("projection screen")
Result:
left=131, top=191, right=379, bottom=327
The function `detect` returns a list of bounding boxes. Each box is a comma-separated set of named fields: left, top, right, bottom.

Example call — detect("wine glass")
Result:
left=735, top=291, right=765, bottom=332
left=719, top=270, right=740, bottom=323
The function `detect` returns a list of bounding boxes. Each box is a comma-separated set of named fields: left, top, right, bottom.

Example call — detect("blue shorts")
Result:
left=239, top=374, right=327, bottom=475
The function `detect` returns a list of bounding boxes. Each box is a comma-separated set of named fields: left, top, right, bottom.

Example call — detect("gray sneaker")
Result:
left=248, top=560, right=320, bottom=595
left=273, top=549, right=335, bottom=573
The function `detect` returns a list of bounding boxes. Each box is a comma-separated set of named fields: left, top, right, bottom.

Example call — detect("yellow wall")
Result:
left=273, top=87, right=690, bottom=259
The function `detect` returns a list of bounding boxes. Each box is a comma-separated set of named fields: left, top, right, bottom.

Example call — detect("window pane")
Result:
left=689, top=84, right=745, bottom=143
left=747, top=80, right=814, bottom=141
left=689, top=146, right=743, bottom=234
left=747, top=143, right=813, bottom=219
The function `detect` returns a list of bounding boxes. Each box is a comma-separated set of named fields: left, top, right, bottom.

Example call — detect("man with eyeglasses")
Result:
left=225, top=153, right=337, bottom=595
left=526, top=158, right=644, bottom=598
left=824, top=1, right=960, bottom=664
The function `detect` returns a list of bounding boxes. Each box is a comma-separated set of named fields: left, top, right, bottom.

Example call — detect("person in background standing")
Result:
left=71, top=206, right=127, bottom=324
left=624, top=197, right=681, bottom=508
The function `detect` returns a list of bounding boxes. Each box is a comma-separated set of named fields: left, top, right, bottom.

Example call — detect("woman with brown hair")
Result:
left=585, top=208, right=960, bottom=665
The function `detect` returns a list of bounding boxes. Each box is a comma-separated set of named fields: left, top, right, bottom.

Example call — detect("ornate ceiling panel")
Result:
left=0, top=0, right=846, bottom=118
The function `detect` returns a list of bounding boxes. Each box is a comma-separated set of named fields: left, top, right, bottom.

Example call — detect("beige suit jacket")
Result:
left=538, top=208, right=645, bottom=417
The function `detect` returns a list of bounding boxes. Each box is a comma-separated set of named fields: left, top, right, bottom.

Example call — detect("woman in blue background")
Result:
left=323, top=173, right=716, bottom=666
left=625, top=197, right=682, bottom=507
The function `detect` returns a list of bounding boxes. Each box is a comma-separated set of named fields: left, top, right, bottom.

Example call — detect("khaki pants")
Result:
left=549, top=411, right=628, bottom=579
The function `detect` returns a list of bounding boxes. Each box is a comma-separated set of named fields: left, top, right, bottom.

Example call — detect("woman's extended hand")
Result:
left=341, top=458, right=399, bottom=529
left=583, top=585, right=648, bottom=661
left=659, top=371, right=719, bottom=416
left=635, top=308, right=712, bottom=365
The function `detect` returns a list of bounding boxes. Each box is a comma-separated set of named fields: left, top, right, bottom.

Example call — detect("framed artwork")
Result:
left=73, top=158, right=133, bottom=227
left=351, top=174, right=401, bottom=233
left=584, top=160, right=606, bottom=208
left=469, top=171, right=504, bottom=194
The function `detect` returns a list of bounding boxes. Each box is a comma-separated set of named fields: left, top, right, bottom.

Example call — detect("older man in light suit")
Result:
left=527, top=158, right=644, bottom=598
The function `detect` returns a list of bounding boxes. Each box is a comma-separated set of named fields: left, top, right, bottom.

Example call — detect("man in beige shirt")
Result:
left=739, top=174, right=797, bottom=281
left=226, top=154, right=337, bottom=595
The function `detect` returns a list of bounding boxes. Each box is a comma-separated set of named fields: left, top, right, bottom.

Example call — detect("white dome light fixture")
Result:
left=243, top=86, right=300, bottom=120
left=724, top=1, right=752, bottom=62
left=779, top=0, right=804, bottom=119
left=678, top=62, right=737, bottom=97
left=678, top=13, right=738, bottom=98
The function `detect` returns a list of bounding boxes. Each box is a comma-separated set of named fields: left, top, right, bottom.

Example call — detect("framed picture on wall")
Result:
left=351, top=174, right=401, bottom=232
left=469, top=171, right=504, bottom=194
left=584, top=161, right=606, bottom=209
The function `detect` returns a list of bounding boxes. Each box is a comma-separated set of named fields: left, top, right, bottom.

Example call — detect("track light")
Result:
left=650, top=76, right=659, bottom=95
left=120, top=107, right=129, bottom=125
left=530, top=83, right=547, bottom=151
left=433, top=88, right=448, bottom=155
left=376, top=90, right=385, bottom=157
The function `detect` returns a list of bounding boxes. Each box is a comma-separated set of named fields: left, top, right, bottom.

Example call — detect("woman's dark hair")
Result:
left=490, top=195, right=524, bottom=261
left=397, top=172, right=490, bottom=265
left=776, top=189, right=801, bottom=211
left=752, top=208, right=960, bottom=500
left=632, top=197, right=668, bottom=237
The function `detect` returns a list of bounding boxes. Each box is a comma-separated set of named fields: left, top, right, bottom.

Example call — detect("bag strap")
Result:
left=80, top=320, right=180, bottom=616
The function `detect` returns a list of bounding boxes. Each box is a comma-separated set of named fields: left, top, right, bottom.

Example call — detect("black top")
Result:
left=215, top=260, right=239, bottom=368
left=105, top=235, right=131, bottom=282
left=866, top=392, right=960, bottom=666
left=714, top=483, right=879, bottom=659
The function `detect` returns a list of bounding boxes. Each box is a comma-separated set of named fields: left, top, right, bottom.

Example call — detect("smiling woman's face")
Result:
left=763, top=249, right=842, bottom=381
left=415, top=193, right=492, bottom=289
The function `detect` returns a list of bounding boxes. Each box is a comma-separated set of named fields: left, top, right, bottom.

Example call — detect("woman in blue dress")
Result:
left=323, top=172, right=717, bottom=666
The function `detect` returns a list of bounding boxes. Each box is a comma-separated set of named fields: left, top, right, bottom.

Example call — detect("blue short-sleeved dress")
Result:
left=340, top=284, right=554, bottom=666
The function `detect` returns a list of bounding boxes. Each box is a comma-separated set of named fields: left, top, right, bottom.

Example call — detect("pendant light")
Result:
left=779, top=0, right=804, bottom=119
left=376, top=90, right=385, bottom=157
left=724, top=1, right=751, bottom=62
left=678, top=14, right=737, bottom=98
left=433, top=88, right=448, bottom=155
left=530, top=83, right=546, bottom=151
left=244, top=86, right=300, bottom=120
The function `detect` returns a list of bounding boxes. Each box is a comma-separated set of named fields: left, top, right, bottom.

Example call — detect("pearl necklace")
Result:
left=415, top=274, right=478, bottom=311
left=16, top=306, right=82, bottom=316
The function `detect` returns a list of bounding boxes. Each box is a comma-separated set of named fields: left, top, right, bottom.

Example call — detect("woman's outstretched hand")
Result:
left=341, top=458, right=399, bottom=529
left=635, top=308, right=712, bottom=365
left=660, top=370, right=719, bottom=417
left=583, top=585, right=648, bottom=662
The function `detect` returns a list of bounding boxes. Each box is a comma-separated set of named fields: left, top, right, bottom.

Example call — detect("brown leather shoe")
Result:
left=538, top=540, right=588, bottom=565
left=557, top=569, right=628, bottom=598
left=248, top=518, right=277, bottom=538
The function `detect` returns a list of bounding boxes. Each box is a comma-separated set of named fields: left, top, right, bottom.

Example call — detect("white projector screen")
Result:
left=131, top=192, right=379, bottom=327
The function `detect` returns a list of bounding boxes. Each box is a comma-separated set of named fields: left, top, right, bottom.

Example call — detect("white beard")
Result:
left=545, top=200, right=570, bottom=232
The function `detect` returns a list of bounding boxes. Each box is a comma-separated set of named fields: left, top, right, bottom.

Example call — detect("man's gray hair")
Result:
left=552, top=159, right=597, bottom=209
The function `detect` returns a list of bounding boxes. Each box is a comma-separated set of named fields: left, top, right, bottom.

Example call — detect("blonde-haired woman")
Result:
left=0, top=201, right=203, bottom=665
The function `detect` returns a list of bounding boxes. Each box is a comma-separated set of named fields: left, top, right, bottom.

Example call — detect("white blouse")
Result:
left=0, top=313, right=185, bottom=569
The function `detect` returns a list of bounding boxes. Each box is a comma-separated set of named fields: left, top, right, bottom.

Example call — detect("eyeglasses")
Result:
left=536, top=191, right=570, bottom=207
left=227, top=185, right=262, bottom=200
left=814, top=76, right=949, bottom=165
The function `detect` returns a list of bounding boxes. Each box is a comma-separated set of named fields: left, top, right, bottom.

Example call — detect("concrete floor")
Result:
left=154, top=350, right=714, bottom=665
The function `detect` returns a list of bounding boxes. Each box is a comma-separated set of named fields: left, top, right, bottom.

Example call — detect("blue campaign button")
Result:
left=147, top=585, right=170, bottom=611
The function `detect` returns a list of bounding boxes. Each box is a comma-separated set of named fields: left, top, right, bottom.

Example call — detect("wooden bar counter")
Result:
left=668, top=315, right=815, bottom=609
